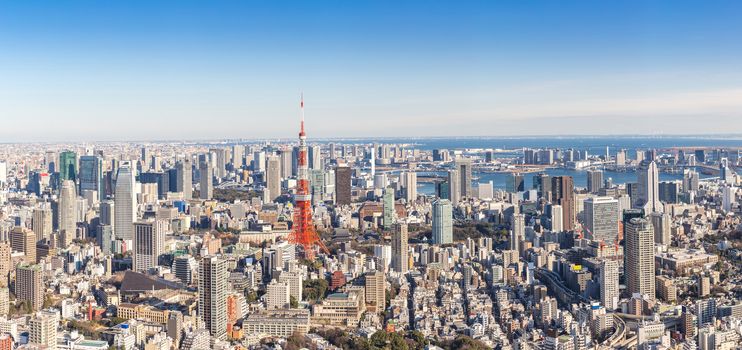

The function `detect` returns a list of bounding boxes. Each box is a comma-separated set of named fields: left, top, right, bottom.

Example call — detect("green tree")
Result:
left=245, top=290, right=258, bottom=303
left=389, top=332, right=409, bottom=350
left=450, top=335, right=490, bottom=350
left=303, top=278, right=329, bottom=302
left=370, top=331, right=389, bottom=349
left=289, top=295, right=299, bottom=308
left=408, top=330, right=426, bottom=349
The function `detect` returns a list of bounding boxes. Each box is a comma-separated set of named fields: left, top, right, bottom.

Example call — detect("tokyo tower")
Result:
left=289, top=94, right=329, bottom=259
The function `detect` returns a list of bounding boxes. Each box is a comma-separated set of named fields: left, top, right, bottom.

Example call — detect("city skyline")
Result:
left=2, top=1, right=742, bottom=141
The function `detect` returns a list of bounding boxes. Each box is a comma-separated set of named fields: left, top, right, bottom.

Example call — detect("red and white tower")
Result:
left=289, top=94, right=328, bottom=259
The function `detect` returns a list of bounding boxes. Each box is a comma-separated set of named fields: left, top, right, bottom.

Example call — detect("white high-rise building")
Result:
left=253, top=151, right=266, bottom=172
left=391, top=224, right=409, bottom=273
left=232, top=144, right=244, bottom=169
left=477, top=181, right=494, bottom=200
left=0, top=161, right=6, bottom=184
left=600, top=259, right=619, bottom=310
left=114, top=164, right=136, bottom=243
left=373, top=244, right=392, bottom=272
left=625, top=218, right=656, bottom=297
left=637, top=160, right=663, bottom=213
left=722, top=185, right=736, bottom=212
left=584, top=196, right=619, bottom=243
left=373, top=173, right=387, bottom=190
left=266, top=280, right=291, bottom=309
left=308, top=145, right=321, bottom=170
left=650, top=212, right=671, bottom=246
left=29, top=310, right=58, bottom=349
left=402, top=171, right=417, bottom=202
left=199, top=256, right=227, bottom=340
left=133, top=220, right=166, bottom=272
left=550, top=205, right=563, bottom=232
left=32, top=205, right=52, bottom=242
left=682, top=169, right=700, bottom=192
left=59, top=180, right=77, bottom=246
left=432, top=199, right=453, bottom=245
left=510, top=214, right=525, bottom=252
left=278, top=271, right=303, bottom=302
left=176, top=158, right=192, bottom=200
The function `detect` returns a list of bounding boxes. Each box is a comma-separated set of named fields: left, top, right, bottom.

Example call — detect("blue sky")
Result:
left=1, top=1, right=742, bottom=141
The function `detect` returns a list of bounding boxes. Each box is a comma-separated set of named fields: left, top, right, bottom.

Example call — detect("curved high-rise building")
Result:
left=114, top=164, right=136, bottom=243
left=59, top=180, right=77, bottom=245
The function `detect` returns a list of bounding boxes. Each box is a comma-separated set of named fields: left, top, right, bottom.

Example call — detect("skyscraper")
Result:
left=0, top=243, right=10, bottom=287
left=59, top=150, right=77, bottom=182
left=199, top=256, right=227, bottom=340
left=584, top=196, right=619, bottom=243
left=114, top=164, right=136, bottom=242
left=625, top=218, right=656, bottom=297
left=280, top=147, right=293, bottom=179
left=308, top=145, right=322, bottom=170
left=432, top=199, right=453, bottom=245
left=199, top=160, right=213, bottom=200
left=100, top=200, right=114, bottom=228
left=32, top=205, right=53, bottom=241
left=455, top=158, right=472, bottom=198
left=10, top=227, right=36, bottom=263
left=365, top=271, right=385, bottom=313
left=0, top=161, right=6, bottom=185
left=402, top=171, right=417, bottom=202
left=309, top=169, right=324, bottom=205
left=510, top=214, right=525, bottom=252
left=506, top=173, right=524, bottom=192
left=79, top=155, right=103, bottom=201
left=550, top=204, right=563, bottom=232
left=391, top=223, right=409, bottom=273
left=59, top=180, right=77, bottom=245
left=133, top=220, right=166, bottom=272
left=600, top=259, right=619, bottom=310
left=586, top=170, right=604, bottom=194
left=253, top=151, right=266, bottom=172
left=266, top=156, right=281, bottom=202
left=382, top=187, right=395, bottom=229
left=722, top=185, right=736, bottom=212
left=650, top=212, right=671, bottom=246
left=210, top=148, right=227, bottom=179
left=266, top=280, right=290, bottom=309
left=16, top=263, right=43, bottom=311
left=97, top=225, right=114, bottom=255
left=682, top=169, right=699, bottom=192
left=637, top=160, right=662, bottom=213
left=658, top=181, right=679, bottom=203
left=232, top=144, right=244, bottom=169
left=173, top=254, right=197, bottom=285
left=535, top=173, right=551, bottom=197
left=551, top=176, right=575, bottom=231
left=334, top=165, right=352, bottom=206
left=447, top=169, right=461, bottom=204
left=176, top=158, right=192, bottom=200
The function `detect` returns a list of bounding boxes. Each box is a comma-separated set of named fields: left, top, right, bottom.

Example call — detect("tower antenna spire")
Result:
left=300, top=92, right=305, bottom=136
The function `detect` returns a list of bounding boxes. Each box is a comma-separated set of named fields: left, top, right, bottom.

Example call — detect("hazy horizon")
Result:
left=3, top=133, right=742, bottom=145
